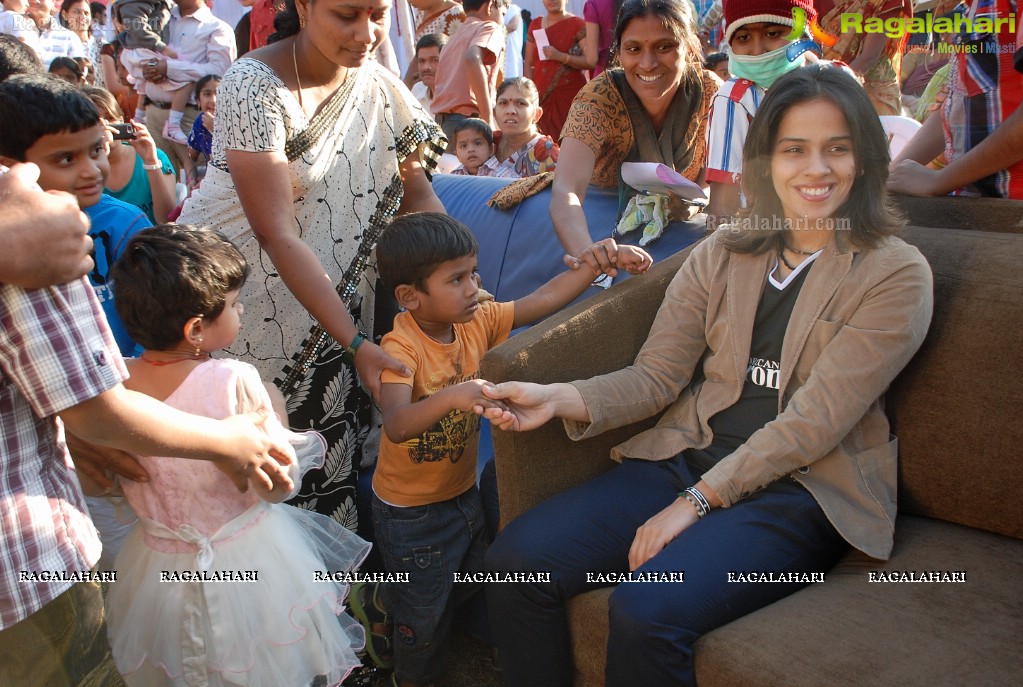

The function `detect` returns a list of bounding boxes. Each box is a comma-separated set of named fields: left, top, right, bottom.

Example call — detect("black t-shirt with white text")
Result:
left=690, top=256, right=817, bottom=472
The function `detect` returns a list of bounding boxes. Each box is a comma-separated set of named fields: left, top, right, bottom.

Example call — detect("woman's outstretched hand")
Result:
left=478, top=381, right=558, bottom=432
left=565, top=238, right=653, bottom=277
left=565, top=237, right=619, bottom=276
left=353, top=340, right=412, bottom=402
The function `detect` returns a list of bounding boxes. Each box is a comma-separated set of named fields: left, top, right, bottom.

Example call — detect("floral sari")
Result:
left=179, top=58, right=444, bottom=528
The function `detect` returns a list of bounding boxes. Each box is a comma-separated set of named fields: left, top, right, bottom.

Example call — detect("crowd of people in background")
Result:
left=3, top=0, right=1020, bottom=196
left=0, top=0, right=1021, bottom=686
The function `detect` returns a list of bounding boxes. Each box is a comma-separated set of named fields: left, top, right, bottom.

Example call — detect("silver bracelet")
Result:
left=680, top=486, right=711, bottom=518
left=142, top=161, right=162, bottom=171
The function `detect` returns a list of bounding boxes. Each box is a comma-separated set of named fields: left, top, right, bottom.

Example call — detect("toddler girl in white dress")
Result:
left=105, top=224, right=368, bottom=686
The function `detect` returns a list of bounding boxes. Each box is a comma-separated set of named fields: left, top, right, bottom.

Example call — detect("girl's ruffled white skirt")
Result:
left=106, top=500, right=370, bottom=687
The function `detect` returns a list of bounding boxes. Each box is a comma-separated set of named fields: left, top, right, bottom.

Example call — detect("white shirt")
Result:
left=411, top=80, right=433, bottom=113
left=504, top=3, right=523, bottom=78
left=4, top=15, right=84, bottom=69
left=0, top=11, right=37, bottom=48
left=209, top=0, right=250, bottom=31
left=144, top=4, right=236, bottom=105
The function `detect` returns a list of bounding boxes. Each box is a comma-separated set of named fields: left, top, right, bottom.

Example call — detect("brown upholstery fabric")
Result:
left=693, top=516, right=1023, bottom=686
left=888, top=228, right=1023, bottom=538
left=566, top=589, right=612, bottom=687
left=893, top=195, right=1023, bottom=233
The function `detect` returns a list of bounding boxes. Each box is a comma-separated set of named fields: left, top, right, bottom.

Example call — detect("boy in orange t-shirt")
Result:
left=370, top=212, right=603, bottom=686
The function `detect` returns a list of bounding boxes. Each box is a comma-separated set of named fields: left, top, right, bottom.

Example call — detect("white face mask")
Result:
left=727, top=43, right=803, bottom=88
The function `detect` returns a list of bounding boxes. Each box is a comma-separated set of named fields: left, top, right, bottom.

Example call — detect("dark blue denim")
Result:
left=484, top=454, right=847, bottom=687
left=371, top=486, right=487, bottom=684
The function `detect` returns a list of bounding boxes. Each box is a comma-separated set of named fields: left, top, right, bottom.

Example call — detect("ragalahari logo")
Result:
left=785, top=6, right=839, bottom=62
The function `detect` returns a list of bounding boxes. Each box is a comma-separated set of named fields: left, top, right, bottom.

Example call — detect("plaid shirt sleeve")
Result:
left=0, top=277, right=127, bottom=629
left=0, top=278, right=126, bottom=417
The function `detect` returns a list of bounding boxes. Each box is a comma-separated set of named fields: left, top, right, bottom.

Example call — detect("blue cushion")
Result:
left=432, top=174, right=705, bottom=307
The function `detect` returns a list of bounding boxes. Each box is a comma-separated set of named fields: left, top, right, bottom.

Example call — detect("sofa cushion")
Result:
left=565, top=515, right=1023, bottom=687
left=889, top=227, right=1023, bottom=539
left=894, top=195, right=1023, bottom=233
left=692, top=515, right=1022, bottom=686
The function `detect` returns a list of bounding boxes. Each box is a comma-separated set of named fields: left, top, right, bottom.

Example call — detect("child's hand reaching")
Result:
left=564, top=239, right=652, bottom=277
left=616, top=244, right=653, bottom=275
left=477, top=381, right=560, bottom=432
left=449, top=379, right=509, bottom=415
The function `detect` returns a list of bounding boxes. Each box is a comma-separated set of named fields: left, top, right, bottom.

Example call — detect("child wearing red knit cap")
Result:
left=705, top=0, right=822, bottom=224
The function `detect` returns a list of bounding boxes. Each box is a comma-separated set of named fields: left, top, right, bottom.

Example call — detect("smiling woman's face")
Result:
left=617, top=14, right=686, bottom=114
left=61, top=0, right=91, bottom=33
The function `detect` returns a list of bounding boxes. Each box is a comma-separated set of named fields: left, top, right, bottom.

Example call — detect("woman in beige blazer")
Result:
left=481, top=64, right=935, bottom=687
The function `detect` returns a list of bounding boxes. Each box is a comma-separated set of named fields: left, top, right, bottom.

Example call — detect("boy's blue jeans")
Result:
left=372, top=486, right=487, bottom=684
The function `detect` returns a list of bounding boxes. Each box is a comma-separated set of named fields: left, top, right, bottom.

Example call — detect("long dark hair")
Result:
left=610, top=0, right=702, bottom=73
left=59, top=0, right=92, bottom=37
left=726, top=64, right=904, bottom=254
left=269, top=0, right=300, bottom=44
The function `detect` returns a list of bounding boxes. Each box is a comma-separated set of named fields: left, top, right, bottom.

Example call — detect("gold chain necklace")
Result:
left=292, top=40, right=352, bottom=114
left=292, top=39, right=304, bottom=111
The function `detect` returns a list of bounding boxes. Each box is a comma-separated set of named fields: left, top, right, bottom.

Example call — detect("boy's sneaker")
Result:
left=349, top=580, right=394, bottom=670
left=163, top=120, right=188, bottom=145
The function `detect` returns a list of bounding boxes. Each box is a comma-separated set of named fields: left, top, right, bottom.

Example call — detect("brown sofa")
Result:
left=481, top=196, right=1023, bottom=686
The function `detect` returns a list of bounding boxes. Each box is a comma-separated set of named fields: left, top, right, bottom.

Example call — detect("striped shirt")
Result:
left=706, top=77, right=764, bottom=186
left=944, top=0, right=1023, bottom=198
left=11, top=16, right=87, bottom=69
left=0, top=278, right=126, bottom=629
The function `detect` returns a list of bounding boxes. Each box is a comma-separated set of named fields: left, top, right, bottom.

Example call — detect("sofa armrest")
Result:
left=481, top=244, right=700, bottom=525
left=892, top=195, right=1023, bottom=233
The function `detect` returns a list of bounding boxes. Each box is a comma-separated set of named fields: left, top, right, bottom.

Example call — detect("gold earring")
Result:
left=299, top=12, right=306, bottom=29
left=194, top=338, right=203, bottom=357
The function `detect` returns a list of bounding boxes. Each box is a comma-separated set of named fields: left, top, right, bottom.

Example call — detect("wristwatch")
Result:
left=346, top=331, right=368, bottom=358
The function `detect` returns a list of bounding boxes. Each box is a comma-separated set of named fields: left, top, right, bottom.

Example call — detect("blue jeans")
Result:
left=372, top=487, right=487, bottom=684
left=484, top=454, right=847, bottom=687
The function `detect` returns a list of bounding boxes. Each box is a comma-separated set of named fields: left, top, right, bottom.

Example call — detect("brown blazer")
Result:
left=567, top=230, right=933, bottom=560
